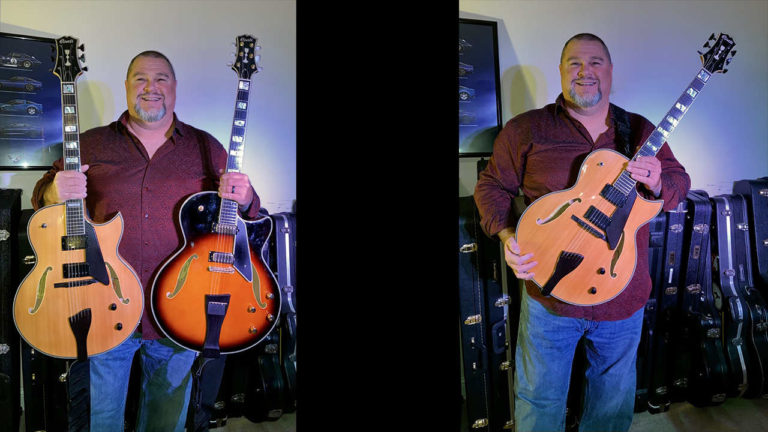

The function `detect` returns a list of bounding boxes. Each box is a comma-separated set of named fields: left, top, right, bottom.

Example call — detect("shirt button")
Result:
left=144, top=213, right=149, bottom=218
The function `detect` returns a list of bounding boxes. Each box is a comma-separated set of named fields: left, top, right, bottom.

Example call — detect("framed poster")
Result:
left=0, top=32, right=63, bottom=170
left=459, top=19, right=502, bottom=158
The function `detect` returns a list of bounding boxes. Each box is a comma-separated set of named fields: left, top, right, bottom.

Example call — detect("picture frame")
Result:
left=0, top=31, right=63, bottom=170
left=459, top=18, right=502, bottom=158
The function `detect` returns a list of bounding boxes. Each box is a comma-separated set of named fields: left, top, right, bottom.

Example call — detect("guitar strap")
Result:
left=611, top=104, right=634, bottom=159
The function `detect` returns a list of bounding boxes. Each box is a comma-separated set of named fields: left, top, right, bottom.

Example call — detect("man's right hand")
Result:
left=498, top=227, right=537, bottom=280
left=44, top=164, right=89, bottom=205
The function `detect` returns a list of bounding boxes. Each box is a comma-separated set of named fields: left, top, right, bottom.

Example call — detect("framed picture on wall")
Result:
left=0, top=32, right=63, bottom=170
left=459, top=19, right=502, bottom=158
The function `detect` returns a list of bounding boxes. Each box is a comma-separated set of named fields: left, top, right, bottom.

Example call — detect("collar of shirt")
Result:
left=116, top=110, right=188, bottom=142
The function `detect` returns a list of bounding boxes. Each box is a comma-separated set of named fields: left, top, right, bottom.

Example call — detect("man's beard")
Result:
left=134, top=100, right=166, bottom=122
left=568, top=83, right=602, bottom=108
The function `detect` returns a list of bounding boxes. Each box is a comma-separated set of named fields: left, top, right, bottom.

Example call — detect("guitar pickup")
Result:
left=600, top=184, right=628, bottom=208
left=62, top=262, right=90, bottom=278
left=62, top=235, right=87, bottom=250
left=584, top=206, right=611, bottom=231
left=212, top=223, right=239, bottom=235
left=209, top=251, right=235, bottom=264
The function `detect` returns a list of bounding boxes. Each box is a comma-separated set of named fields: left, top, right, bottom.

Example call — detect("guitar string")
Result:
left=555, top=56, right=721, bottom=302
left=210, top=80, right=248, bottom=301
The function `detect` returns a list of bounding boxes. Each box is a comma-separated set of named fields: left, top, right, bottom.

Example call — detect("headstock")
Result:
left=52, top=36, right=87, bottom=82
left=231, top=34, right=261, bottom=80
left=698, top=33, right=736, bottom=74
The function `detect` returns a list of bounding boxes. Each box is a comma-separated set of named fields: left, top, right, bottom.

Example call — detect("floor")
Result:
left=629, top=398, right=768, bottom=432
left=211, top=413, right=296, bottom=432
left=16, top=412, right=297, bottom=432
left=460, top=394, right=768, bottom=431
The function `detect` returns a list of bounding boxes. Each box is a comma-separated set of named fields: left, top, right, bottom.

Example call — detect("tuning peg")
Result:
left=725, top=58, right=733, bottom=65
left=82, top=66, right=88, bottom=72
left=703, top=42, right=711, bottom=48
left=709, top=33, right=716, bottom=40
left=730, top=50, right=737, bottom=56
left=723, top=69, right=728, bottom=74
left=78, top=44, right=85, bottom=51
left=79, top=54, right=86, bottom=61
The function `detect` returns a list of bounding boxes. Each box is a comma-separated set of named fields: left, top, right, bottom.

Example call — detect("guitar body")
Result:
left=516, top=149, right=663, bottom=305
left=151, top=192, right=280, bottom=354
left=13, top=203, right=143, bottom=358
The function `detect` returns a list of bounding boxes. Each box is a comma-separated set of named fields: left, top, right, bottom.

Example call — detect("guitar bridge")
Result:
left=208, top=266, right=235, bottom=274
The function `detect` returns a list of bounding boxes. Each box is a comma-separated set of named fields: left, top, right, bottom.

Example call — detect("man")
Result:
left=32, top=51, right=260, bottom=431
left=474, top=33, right=690, bottom=431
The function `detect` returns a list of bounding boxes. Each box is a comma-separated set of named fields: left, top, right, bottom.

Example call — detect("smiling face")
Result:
left=125, top=55, right=176, bottom=124
left=559, top=39, right=613, bottom=111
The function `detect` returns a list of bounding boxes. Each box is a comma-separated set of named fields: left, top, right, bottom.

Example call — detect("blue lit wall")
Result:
left=0, top=1, right=296, bottom=213
left=459, top=0, right=768, bottom=198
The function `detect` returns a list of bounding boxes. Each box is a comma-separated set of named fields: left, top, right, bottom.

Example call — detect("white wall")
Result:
left=459, top=0, right=768, bottom=198
left=0, top=0, right=296, bottom=213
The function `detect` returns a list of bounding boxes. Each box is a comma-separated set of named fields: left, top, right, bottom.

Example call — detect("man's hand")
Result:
left=218, top=170, right=254, bottom=211
left=43, top=164, right=89, bottom=205
left=498, top=227, right=537, bottom=280
left=627, top=156, right=662, bottom=197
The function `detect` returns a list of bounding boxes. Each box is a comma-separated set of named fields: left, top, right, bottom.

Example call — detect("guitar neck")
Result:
left=61, top=79, right=86, bottom=236
left=218, top=78, right=251, bottom=227
left=614, top=68, right=712, bottom=195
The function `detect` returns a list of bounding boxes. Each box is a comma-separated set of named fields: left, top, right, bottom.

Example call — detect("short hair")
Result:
left=560, top=33, right=612, bottom=64
left=126, top=50, right=176, bottom=80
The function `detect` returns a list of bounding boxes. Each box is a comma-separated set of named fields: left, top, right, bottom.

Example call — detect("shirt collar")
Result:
left=554, top=93, right=618, bottom=124
left=117, top=110, right=186, bottom=137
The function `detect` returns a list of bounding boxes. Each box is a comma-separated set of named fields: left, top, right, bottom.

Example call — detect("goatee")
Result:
left=568, top=85, right=602, bottom=108
left=134, top=102, right=166, bottom=123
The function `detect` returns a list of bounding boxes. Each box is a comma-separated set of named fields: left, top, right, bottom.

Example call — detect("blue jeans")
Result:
left=90, top=333, right=196, bottom=432
left=515, top=290, right=643, bottom=432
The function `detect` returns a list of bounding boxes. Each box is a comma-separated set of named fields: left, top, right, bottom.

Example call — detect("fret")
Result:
left=217, top=35, right=260, bottom=229
left=609, top=65, right=718, bottom=197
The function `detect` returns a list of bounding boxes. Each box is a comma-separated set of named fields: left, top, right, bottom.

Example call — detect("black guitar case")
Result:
left=674, top=190, right=728, bottom=407
left=15, top=208, right=72, bottom=432
left=0, top=189, right=22, bottom=432
left=711, top=194, right=761, bottom=398
left=458, top=194, right=514, bottom=432
left=724, top=193, right=768, bottom=398
left=732, top=192, right=768, bottom=399
left=647, top=200, right=687, bottom=413
left=733, top=177, right=768, bottom=293
left=634, top=212, right=666, bottom=412
left=268, top=211, right=297, bottom=414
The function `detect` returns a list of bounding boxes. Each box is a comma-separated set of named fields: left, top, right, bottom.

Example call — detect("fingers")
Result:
left=503, top=237, right=537, bottom=280
left=218, top=172, right=254, bottom=207
left=627, top=156, right=660, bottom=188
left=53, top=169, right=88, bottom=202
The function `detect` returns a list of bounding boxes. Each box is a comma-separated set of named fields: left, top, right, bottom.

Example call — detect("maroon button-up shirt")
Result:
left=32, top=111, right=261, bottom=339
left=474, top=95, right=690, bottom=321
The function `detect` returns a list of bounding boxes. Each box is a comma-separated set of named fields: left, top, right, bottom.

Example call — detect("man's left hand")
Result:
left=218, top=170, right=254, bottom=210
left=627, top=156, right=661, bottom=197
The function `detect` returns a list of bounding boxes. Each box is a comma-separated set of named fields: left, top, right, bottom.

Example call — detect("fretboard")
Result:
left=61, top=80, right=86, bottom=236
left=613, top=68, right=712, bottom=196
left=217, top=78, right=251, bottom=229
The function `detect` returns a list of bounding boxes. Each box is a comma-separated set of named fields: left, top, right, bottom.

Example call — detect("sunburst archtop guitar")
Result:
left=515, top=33, right=736, bottom=306
left=13, top=36, right=143, bottom=359
left=150, top=35, right=281, bottom=356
